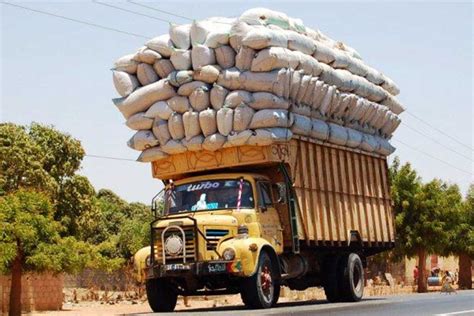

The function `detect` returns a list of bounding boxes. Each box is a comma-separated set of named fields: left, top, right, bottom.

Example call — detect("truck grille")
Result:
left=205, top=229, right=230, bottom=251
left=155, top=226, right=196, bottom=264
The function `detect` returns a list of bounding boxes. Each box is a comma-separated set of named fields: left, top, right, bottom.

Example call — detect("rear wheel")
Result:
left=338, top=253, right=364, bottom=302
left=146, top=278, right=178, bottom=312
left=240, top=251, right=280, bottom=309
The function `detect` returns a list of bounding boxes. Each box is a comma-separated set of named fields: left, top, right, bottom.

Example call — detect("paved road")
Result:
left=129, top=290, right=474, bottom=316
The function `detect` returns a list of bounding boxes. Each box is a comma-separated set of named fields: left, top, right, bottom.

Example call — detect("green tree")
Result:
left=390, top=158, right=452, bottom=292
left=0, top=190, right=91, bottom=316
left=445, top=184, right=474, bottom=289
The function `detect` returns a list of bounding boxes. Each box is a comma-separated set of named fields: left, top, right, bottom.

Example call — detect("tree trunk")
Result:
left=417, top=248, right=428, bottom=293
left=9, top=247, right=22, bottom=316
left=458, top=252, right=472, bottom=289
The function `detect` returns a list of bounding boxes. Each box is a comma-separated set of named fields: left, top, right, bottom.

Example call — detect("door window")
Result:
left=258, top=182, right=273, bottom=208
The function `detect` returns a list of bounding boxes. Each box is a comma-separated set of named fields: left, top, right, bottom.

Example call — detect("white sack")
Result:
left=376, top=137, right=396, bottom=156
left=287, top=31, right=315, bottom=55
left=215, top=45, right=236, bottom=69
left=310, top=119, right=329, bottom=141
left=224, top=90, right=253, bottom=108
left=217, top=68, right=243, bottom=90
left=381, top=94, right=405, bottom=115
left=346, top=128, right=363, bottom=148
left=193, top=65, right=220, bottom=83
left=249, top=109, right=293, bottom=129
left=170, top=49, right=192, bottom=70
left=233, top=104, right=255, bottom=131
left=177, top=81, right=208, bottom=96
left=249, top=92, right=289, bottom=110
left=199, top=108, right=217, bottom=136
left=210, top=84, right=229, bottom=110
left=137, top=63, right=159, bottom=86
left=167, top=96, right=190, bottom=113
left=152, top=118, right=171, bottom=145
left=161, top=139, right=187, bottom=154
left=328, top=122, right=348, bottom=146
left=113, top=71, right=139, bottom=97
left=227, top=130, right=253, bottom=146
left=189, top=86, right=210, bottom=111
left=134, top=47, right=161, bottom=64
left=241, top=27, right=288, bottom=50
left=192, top=45, right=216, bottom=69
left=168, top=112, right=185, bottom=140
left=127, top=130, right=159, bottom=151
left=250, top=47, right=299, bottom=72
left=169, top=23, right=191, bottom=50
left=113, top=79, right=177, bottom=118
left=203, top=133, right=226, bottom=151
left=137, top=147, right=168, bottom=162
left=168, top=70, right=193, bottom=87
left=146, top=34, right=175, bottom=57
left=114, top=54, right=139, bottom=74
left=235, top=46, right=256, bottom=71
left=216, top=107, right=233, bottom=136
left=290, top=114, right=311, bottom=136
left=248, top=128, right=292, bottom=146
left=145, top=101, right=173, bottom=120
left=153, top=59, right=175, bottom=78
left=360, top=134, right=378, bottom=152
left=126, top=112, right=153, bottom=130
left=240, top=8, right=290, bottom=29
left=182, top=135, right=204, bottom=152
left=183, top=111, right=201, bottom=140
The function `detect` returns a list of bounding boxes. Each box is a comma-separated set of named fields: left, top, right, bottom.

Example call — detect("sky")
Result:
left=1, top=1, right=473, bottom=203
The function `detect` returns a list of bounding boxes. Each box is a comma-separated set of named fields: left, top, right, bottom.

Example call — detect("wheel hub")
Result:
left=260, top=265, right=272, bottom=291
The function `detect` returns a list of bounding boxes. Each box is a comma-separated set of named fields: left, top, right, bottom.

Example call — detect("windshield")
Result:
left=165, top=179, right=254, bottom=214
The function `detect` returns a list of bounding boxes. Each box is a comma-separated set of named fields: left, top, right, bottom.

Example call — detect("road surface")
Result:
left=129, top=290, right=474, bottom=316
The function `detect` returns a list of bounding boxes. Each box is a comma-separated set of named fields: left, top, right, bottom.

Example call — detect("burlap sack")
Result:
left=146, top=34, right=175, bottom=57
left=210, top=84, right=229, bottom=110
left=183, top=111, right=201, bottom=140
left=137, top=63, right=158, bottom=86
left=169, top=23, right=191, bottom=50
left=153, top=59, right=175, bottom=78
left=152, top=118, right=171, bottom=145
left=167, top=96, right=191, bottom=113
left=137, top=147, right=168, bottom=162
left=113, top=79, right=177, bottom=118
left=189, top=86, right=210, bottom=111
left=216, top=107, right=233, bottom=136
left=113, top=71, right=139, bottom=97
left=199, top=108, right=217, bottom=136
left=233, top=104, right=255, bottom=131
left=215, top=45, right=236, bottom=69
left=170, top=49, right=192, bottom=70
left=177, top=81, right=208, bottom=96
left=127, top=130, right=159, bottom=151
left=168, top=112, right=185, bottom=140
left=126, top=112, right=153, bottom=130
left=145, top=101, right=173, bottom=120
left=114, top=53, right=139, bottom=74
left=203, top=133, right=226, bottom=151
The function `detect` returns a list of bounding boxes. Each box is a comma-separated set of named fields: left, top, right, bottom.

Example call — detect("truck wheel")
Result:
left=323, top=255, right=341, bottom=302
left=146, top=278, right=177, bottom=312
left=240, top=251, right=280, bottom=309
left=338, top=253, right=364, bottom=302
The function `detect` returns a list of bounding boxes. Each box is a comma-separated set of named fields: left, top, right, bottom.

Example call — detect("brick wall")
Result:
left=0, top=273, right=63, bottom=314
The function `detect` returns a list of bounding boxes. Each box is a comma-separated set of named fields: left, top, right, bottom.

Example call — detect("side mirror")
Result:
left=273, top=183, right=287, bottom=204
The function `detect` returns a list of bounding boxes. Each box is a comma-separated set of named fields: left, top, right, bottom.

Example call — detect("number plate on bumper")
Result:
left=164, top=263, right=191, bottom=271
left=207, top=262, right=226, bottom=273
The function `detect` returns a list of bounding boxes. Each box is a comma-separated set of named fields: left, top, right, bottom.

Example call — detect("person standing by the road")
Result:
left=413, top=266, right=419, bottom=286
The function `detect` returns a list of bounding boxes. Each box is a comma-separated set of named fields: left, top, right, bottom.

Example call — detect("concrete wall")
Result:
left=0, top=273, right=63, bottom=314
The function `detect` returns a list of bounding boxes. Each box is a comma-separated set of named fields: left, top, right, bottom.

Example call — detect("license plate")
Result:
left=165, top=264, right=191, bottom=271
left=208, top=262, right=226, bottom=273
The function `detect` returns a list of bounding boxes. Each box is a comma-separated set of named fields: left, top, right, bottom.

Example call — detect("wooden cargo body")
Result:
left=152, top=137, right=394, bottom=248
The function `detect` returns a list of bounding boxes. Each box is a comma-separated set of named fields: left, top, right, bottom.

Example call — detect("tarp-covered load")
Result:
left=111, top=8, right=403, bottom=162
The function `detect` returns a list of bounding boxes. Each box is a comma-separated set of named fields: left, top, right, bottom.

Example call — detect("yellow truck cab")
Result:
left=134, top=139, right=394, bottom=312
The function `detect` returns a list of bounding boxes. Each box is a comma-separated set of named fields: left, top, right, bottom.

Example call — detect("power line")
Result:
left=2, top=1, right=151, bottom=39
left=402, top=122, right=473, bottom=162
left=127, top=0, right=193, bottom=21
left=126, top=0, right=233, bottom=25
left=85, top=154, right=137, bottom=162
left=405, top=110, right=473, bottom=152
left=93, top=0, right=172, bottom=24
left=392, top=138, right=473, bottom=176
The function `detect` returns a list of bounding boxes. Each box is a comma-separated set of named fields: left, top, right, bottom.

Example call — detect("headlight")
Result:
left=222, top=248, right=236, bottom=261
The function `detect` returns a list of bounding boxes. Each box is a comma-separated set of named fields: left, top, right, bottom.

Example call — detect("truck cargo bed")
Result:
left=151, top=137, right=395, bottom=249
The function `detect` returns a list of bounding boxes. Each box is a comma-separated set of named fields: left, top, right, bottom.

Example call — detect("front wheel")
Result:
left=240, top=251, right=280, bottom=309
left=146, top=278, right=178, bottom=312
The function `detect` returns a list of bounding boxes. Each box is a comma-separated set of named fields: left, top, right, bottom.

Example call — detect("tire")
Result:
left=323, top=255, right=341, bottom=302
left=146, top=278, right=178, bottom=312
left=338, top=253, right=364, bottom=302
left=240, top=251, right=280, bottom=309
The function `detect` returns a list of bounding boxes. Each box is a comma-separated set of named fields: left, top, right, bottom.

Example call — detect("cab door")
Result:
left=256, top=181, right=284, bottom=254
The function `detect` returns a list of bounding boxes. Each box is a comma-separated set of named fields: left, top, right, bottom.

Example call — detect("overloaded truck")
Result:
left=113, top=7, right=404, bottom=313
left=133, top=137, right=394, bottom=311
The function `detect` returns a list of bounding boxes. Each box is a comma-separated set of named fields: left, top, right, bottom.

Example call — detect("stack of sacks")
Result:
left=111, top=8, right=403, bottom=163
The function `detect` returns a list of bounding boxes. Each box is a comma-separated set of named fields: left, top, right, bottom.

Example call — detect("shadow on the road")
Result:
left=125, top=297, right=386, bottom=314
